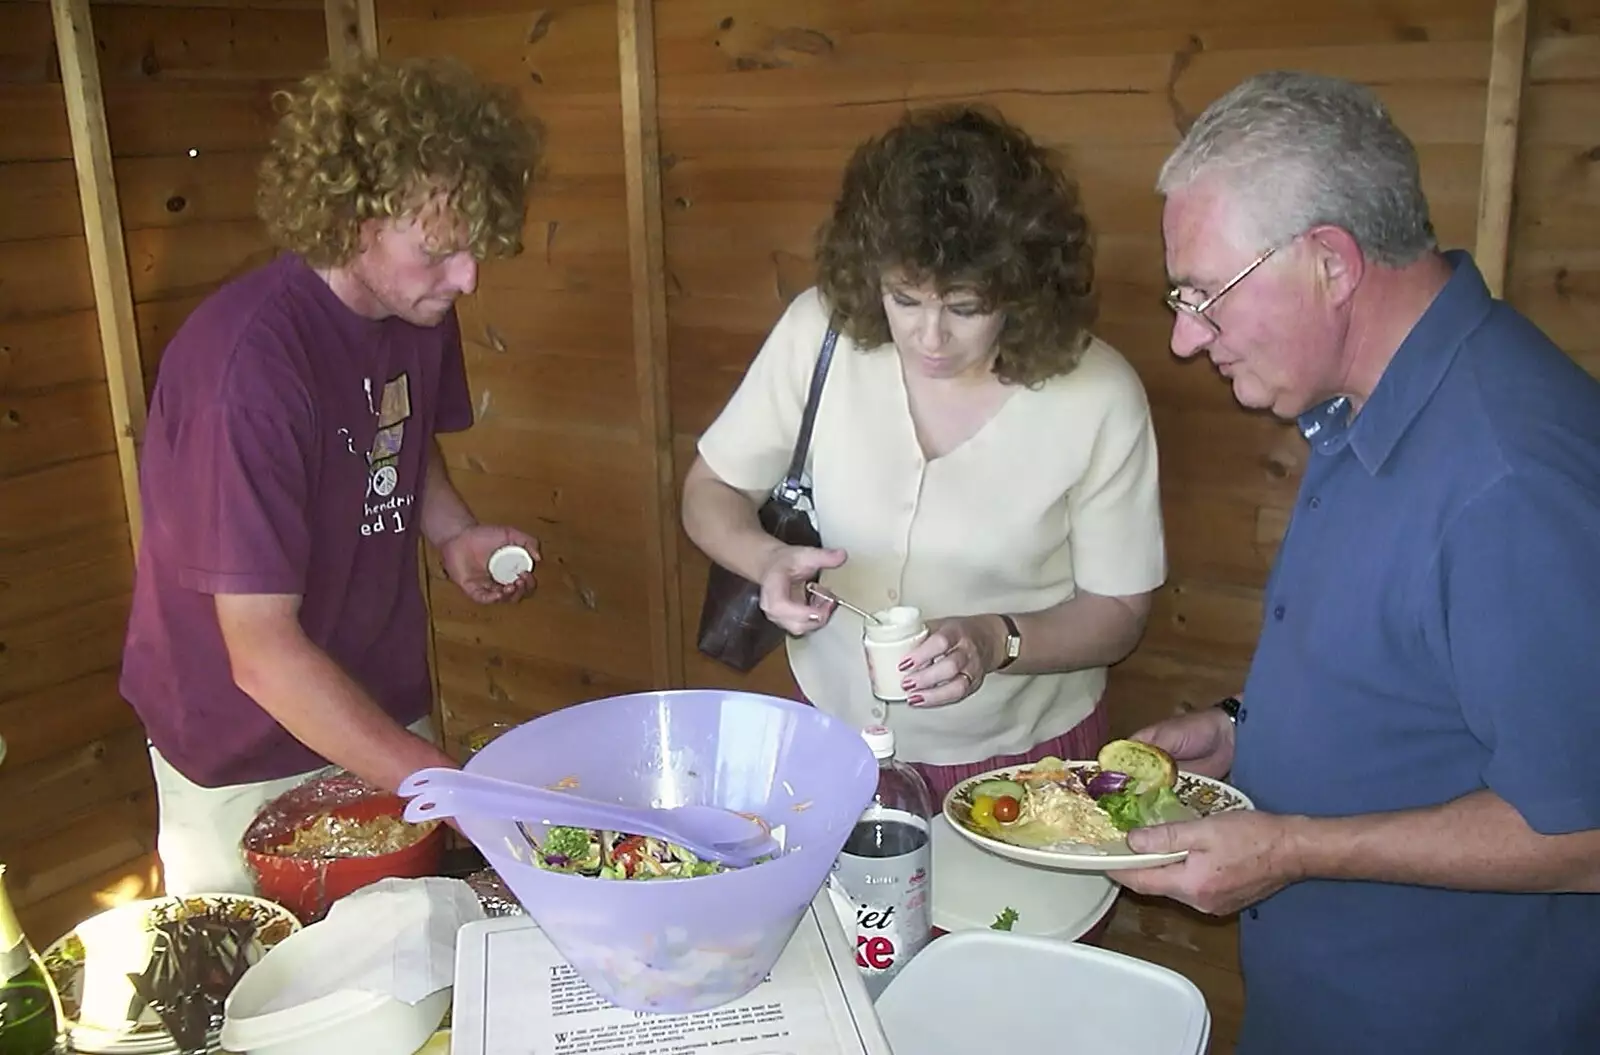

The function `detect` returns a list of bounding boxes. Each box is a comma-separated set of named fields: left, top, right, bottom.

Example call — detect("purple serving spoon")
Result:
left=395, top=767, right=780, bottom=869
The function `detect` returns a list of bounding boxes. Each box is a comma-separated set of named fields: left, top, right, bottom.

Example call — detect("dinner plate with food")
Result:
left=41, top=893, right=300, bottom=1055
left=943, top=739, right=1255, bottom=872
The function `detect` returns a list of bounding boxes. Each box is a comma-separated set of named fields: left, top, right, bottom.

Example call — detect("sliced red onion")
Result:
left=1086, top=770, right=1131, bottom=799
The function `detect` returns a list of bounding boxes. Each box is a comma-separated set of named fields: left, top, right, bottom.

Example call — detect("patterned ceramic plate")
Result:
left=41, top=893, right=299, bottom=1054
left=945, top=761, right=1255, bottom=872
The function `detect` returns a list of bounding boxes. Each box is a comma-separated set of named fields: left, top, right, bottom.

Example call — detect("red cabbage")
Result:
left=1086, top=770, right=1131, bottom=799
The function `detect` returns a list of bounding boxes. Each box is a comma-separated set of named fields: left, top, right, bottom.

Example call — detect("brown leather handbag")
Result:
left=696, top=328, right=839, bottom=672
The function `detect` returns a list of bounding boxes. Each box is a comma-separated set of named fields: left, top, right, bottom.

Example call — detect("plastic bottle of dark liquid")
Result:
left=830, top=725, right=933, bottom=999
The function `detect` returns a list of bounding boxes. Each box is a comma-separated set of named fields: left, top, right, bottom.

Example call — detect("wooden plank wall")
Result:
left=0, top=0, right=1591, bottom=1045
left=1511, top=1, right=1600, bottom=381
left=656, top=0, right=1498, bottom=710
left=0, top=0, right=327, bottom=945
left=377, top=0, right=668, bottom=749
left=647, top=0, right=1597, bottom=1050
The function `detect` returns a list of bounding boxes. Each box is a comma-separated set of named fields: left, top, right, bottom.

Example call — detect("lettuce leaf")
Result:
left=1140, top=785, right=1201, bottom=825
left=1097, top=790, right=1146, bottom=832
left=1098, top=786, right=1201, bottom=832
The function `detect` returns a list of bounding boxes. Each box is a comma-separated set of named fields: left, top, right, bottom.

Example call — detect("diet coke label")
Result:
left=830, top=807, right=932, bottom=999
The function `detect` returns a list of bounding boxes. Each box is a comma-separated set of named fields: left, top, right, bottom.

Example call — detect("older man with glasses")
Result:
left=1117, top=71, right=1600, bottom=1054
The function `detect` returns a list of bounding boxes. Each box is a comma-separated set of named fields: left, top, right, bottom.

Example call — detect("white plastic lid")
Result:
left=487, top=544, right=534, bottom=585
left=863, top=605, right=924, bottom=643
left=862, top=725, right=896, bottom=759
left=875, top=929, right=1210, bottom=1053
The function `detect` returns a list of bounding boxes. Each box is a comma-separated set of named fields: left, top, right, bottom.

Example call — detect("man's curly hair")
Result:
left=815, top=104, right=1097, bottom=387
left=257, top=56, right=543, bottom=267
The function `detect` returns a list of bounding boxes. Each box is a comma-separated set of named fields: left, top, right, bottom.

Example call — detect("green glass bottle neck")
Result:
left=0, top=865, right=33, bottom=979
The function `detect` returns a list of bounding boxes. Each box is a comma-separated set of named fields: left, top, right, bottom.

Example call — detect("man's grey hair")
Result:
left=1157, top=71, right=1436, bottom=267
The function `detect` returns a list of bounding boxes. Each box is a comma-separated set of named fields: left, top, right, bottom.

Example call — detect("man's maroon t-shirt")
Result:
left=121, top=253, right=473, bottom=787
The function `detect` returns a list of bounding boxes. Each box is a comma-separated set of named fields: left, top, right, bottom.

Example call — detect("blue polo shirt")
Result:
left=1232, top=252, right=1600, bottom=1055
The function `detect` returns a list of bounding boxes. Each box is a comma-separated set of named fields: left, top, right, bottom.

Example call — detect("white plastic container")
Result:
left=486, top=544, right=534, bottom=585
left=875, top=929, right=1210, bottom=1054
left=220, top=918, right=450, bottom=1055
left=862, top=606, right=928, bottom=701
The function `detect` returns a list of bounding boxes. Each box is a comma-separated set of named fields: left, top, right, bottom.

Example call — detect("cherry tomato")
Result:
left=612, top=835, right=648, bottom=877
left=992, top=795, right=1021, bottom=823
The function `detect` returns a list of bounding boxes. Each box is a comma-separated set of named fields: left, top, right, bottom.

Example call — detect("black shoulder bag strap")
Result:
left=773, top=327, right=839, bottom=503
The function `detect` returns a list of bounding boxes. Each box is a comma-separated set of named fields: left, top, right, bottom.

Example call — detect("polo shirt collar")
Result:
left=1296, top=250, right=1494, bottom=472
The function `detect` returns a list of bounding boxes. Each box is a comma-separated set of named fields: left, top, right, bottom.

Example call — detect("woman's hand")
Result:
left=898, top=615, right=1005, bottom=708
left=755, top=544, right=848, bottom=635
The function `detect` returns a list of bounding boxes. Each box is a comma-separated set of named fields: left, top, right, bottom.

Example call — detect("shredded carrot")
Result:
left=734, top=810, right=773, bottom=834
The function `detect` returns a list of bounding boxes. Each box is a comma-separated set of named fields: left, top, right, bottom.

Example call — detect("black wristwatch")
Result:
left=1216, top=695, right=1243, bottom=724
left=995, top=614, right=1022, bottom=671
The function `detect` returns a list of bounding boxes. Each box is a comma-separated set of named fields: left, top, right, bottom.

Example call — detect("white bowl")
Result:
left=220, top=918, right=449, bottom=1055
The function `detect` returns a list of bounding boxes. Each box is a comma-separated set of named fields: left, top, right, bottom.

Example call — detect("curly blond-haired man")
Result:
left=122, top=57, right=545, bottom=895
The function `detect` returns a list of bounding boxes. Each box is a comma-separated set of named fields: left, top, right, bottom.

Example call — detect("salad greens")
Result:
left=991, top=907, right=1019, bottom=932
left=535, top=825, right=731, bottom=880
left=1094, top=785, right=1199, bottom=832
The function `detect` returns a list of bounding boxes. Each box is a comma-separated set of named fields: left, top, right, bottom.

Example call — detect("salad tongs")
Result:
left=396, top=767, right=781, bottom=868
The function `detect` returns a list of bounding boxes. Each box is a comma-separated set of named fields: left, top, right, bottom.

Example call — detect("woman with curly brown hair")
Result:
left=121, top=57, right=545, bottom=894
left=683, top=105, right=1167, bottom=800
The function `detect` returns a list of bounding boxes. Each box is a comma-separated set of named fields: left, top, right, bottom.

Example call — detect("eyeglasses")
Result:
left=1164, top=244, right=1280, bottom=338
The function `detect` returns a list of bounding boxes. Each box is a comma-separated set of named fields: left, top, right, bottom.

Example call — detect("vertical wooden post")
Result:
left=325, top=0, right=378, bottom=71
left=323, top=1, right=457, bottom=752
left=326, top=1, right=453, bottom=750
left=618, top=0, right=686, bottom=688
left=322, top=0, right=452, bottom=750
left=1474, top=0, right=1530, bottom=299
left=50, top=0, right=147, bottom=552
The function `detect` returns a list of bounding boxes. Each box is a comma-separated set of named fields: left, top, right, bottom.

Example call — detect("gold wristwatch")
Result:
left=995, top=614, right=1022, bottom=671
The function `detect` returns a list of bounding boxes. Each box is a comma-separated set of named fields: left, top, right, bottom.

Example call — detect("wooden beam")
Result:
left=327, top=1, right=449, bottom=751
left=50, top=0, right=147, bottom=552
left=320, top=0, right=452, bottom=749
left=618, top=0, right=685, bottom=689
left=1473, top=0, right=1530, bottom=299
left=328, top=0, right=449, bottom=747
left=324, top=0, right=377, bottom=71
left=22, top=1, right=321, bottom=8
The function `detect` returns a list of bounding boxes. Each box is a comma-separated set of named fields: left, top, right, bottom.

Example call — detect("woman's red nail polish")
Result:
left=897, top=658, right=914, bottom=671
left=907, top=695, right=925, bottom=706
left=900, top=678, right=915, bottom=691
